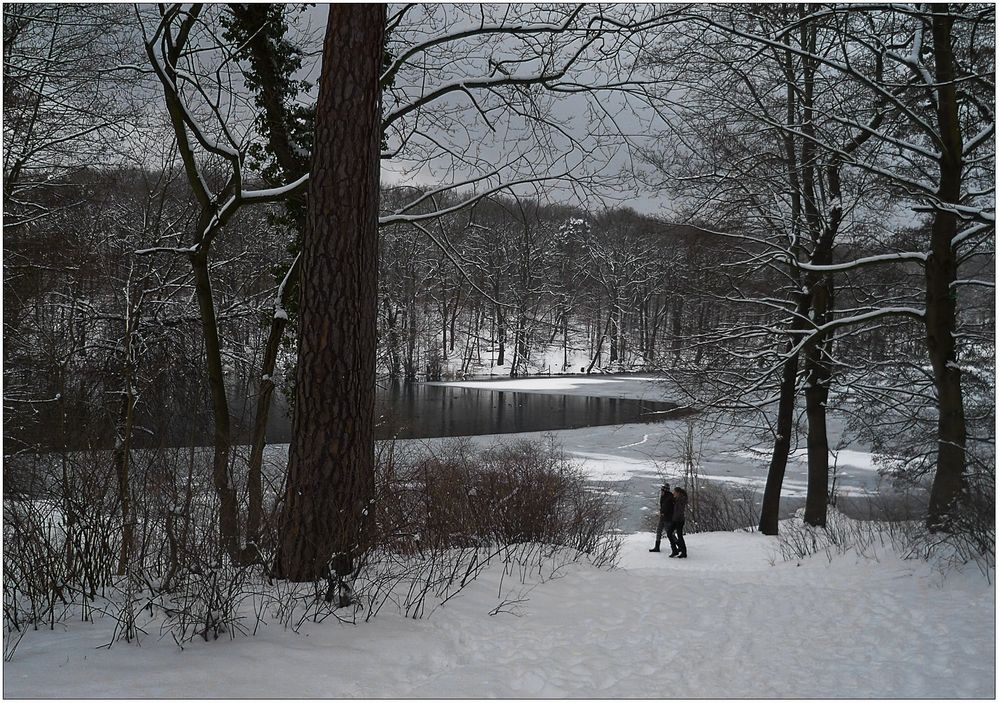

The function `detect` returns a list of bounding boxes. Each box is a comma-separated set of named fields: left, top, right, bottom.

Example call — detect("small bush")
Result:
left=372, top=437, right=621, bottom=557
left=688, top=482, right=759, bottom=534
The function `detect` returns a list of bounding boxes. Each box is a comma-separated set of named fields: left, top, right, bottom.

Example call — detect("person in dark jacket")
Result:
left=667, top=486, right=687, bottom=558
left=649, top=483, right=674, bottom=552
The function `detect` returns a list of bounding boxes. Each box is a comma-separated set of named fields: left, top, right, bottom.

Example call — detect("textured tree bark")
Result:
left=495, top=298, right=506, bottom=367
left=925, top=5, right=967, bottom=530
left=275, top=4, right=385, bottom=583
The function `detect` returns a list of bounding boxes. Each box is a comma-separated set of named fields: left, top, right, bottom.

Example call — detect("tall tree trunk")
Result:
left=404, top=288, right=418, bottom=382
left=450, top=287, right=461, bottom=353
left=275, top=4, right=385, bottom=585
left=562, top=306, right=569, bottom=371
left=671, top=296, right=684, bottom=363
left=609, top=297, right=619, bottom=363
left=440, top=295, right=448, bottom=356
left=760, top=32, right=812, bottom=536
left=113, top=369, right=136, bottom=575
left=798, top=21, right=832, bottom=528
left=495, top=299, right=505, bottom=367
left=217, top=5, right=314, bottom=558
left=113, top=285, right=138, bottom=575
left=385, top=299, right=401, bottom=381
left=245, top=257, right=299, bottom=552
left=758, top=343, right=801, bottom=536
left=192, top=251, right=239, bottom=561
left=926, top=5, right=967, bottom=529
left=586, top=310, right=613, bottom=374
left=512, top=304, right=527, bottom=377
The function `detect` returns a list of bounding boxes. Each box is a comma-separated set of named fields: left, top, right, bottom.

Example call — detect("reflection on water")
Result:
left=373, top=383, right=687, bottom=440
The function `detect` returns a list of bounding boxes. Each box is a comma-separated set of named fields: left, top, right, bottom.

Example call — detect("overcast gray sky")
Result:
left=299, top=3, right=677, bottom=217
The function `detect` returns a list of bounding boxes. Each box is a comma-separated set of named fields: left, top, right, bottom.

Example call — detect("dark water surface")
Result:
left=373, top=382, right=687, bottom=440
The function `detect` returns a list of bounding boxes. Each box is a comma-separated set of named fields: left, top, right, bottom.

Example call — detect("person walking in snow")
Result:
left=649, top=483, right=674, bottom=552
left=667, top=486, right=687, bottom=558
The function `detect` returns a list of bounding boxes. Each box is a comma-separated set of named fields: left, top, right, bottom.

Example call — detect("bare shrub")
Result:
left=687, top=482, right=759, bottom=534
left=4, top=437, right=622, bottom=656
left=359, top=437, right=622, bottom=618
left=374, top=437, right=620, bottom=555
left=942, top=465, right=996, bottom=574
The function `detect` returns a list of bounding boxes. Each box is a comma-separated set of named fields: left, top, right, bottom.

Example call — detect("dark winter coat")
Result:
left=672, top=493, right=687, bottom=523
left=659, top=489, right=675, bottom=517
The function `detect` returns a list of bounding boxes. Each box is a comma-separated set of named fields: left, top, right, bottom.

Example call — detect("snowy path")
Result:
left=5, top=532, right=993, bottom=698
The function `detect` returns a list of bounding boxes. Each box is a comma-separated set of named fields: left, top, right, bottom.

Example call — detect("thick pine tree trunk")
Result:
left=275, top=4, right=385, bottom=584
left=925, top=5, right=967, bottom=530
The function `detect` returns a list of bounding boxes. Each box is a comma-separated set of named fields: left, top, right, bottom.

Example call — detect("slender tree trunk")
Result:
left=191, top=251, right=239, bottom=561
left=275, top=4, right=385, bottom=585
left=495, top=299, right=506, bottom=367
left=114, top=375, right=136, bottom=575
left=760, top=33, right=812, bottom=536
left=609, top=296, right=619, bottom=363
left=222, top=6, right=313, bottom=558
left=405, top=289, right=418, bottom=382
left=113, top=285, right=138, bottom=575
left=562, top=306, right=569, bottom=370
left=671, top=296, right=684, bottom=363
left=385, top=299, right=401, bottom=381
left=758, top=345, right=800, bottom=535
left=450, top=287, right=461, bottom=353
left=798, top=22, right=833, bottom=528
left=587, top=310, right=613, bottom=373
left=512, top=305, right=527, bottom=377
left=245, top=257, right=299, bottom=552
left=925, top=5, right=967, bottom=529
left=440, top=295, right=448, bottom=356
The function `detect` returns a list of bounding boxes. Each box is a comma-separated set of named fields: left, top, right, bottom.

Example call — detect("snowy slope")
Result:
left=5, top=530, right=993, bottom=698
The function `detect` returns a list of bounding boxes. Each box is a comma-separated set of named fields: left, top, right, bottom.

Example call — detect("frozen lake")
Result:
left=396, top=375, right=913, bottom=529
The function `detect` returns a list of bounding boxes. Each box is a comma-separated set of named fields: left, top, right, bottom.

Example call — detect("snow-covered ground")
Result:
left=5, top=530, right=993, bottom=698
left=6, top=375, right=992, bottom=698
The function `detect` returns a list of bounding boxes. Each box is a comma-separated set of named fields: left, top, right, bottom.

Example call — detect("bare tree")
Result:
left=642, top=4, right=993, bottom=532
